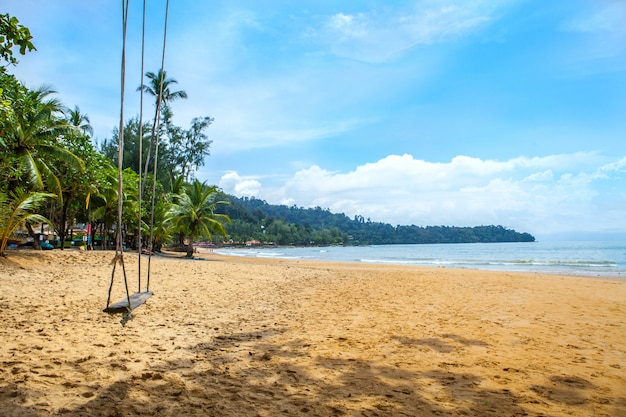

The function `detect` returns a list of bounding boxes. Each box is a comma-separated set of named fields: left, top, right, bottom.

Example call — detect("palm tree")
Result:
left=90, top=168, right=140, bottom=250
left=167, top=180, right=230, bottom=258
left=5, top=85, right=84, bottom=196
left=137, top=69, right=188, bottom=113
left=0, top=189, right=54, bottom=256
left=137, top=69, right=187, bottom=190
left=147, top=200, right=171, bottom=253
left=66, top=105, right=93, bottom=136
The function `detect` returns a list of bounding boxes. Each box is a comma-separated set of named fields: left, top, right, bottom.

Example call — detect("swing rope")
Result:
left=137, top=0, right=146, bottom=293
left=146, top=0, right=170, bottom=291
left=105, top=0, right=168, bottom=323
left=105, top=0, right=132, bottom=314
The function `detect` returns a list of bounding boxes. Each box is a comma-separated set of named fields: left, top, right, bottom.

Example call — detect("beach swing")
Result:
left=104, top=0, right=170, bottom=325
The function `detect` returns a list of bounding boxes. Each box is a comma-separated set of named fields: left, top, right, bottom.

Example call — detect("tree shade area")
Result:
left=217, top=196, right=535, bottom=246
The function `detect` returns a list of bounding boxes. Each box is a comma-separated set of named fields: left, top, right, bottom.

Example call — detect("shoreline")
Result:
left=1, top=249, right=625, bottom=416
left=203, top=246, right=626, bottom=280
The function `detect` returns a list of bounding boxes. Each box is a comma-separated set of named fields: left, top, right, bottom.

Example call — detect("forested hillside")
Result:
left=216, top=195, right=535, bottom=246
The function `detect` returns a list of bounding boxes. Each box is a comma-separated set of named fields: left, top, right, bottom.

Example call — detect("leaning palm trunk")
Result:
left=25, top=223, right=42, bottom=250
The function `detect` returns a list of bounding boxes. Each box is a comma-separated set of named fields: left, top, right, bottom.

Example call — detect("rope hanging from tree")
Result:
left=146, top=0, right=170, bottom=291
left=104, top=0, right=133, bottom=325
left=137, top=0, right=146, bottom=292
left=104, top=0, right=170, bottom=325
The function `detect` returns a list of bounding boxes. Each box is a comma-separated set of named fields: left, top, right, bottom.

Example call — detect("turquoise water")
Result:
left=215, top=241, right=626, bottom=278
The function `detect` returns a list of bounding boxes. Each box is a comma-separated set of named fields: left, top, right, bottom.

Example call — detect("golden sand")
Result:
left=1, top=249, right=624, bottom=416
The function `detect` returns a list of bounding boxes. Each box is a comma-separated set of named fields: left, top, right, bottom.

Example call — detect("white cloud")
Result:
left=221, top=153, right=626, bottom=236
left=219, top=171, right=262, bottom=197
left=317, top=1, right=513, bottom=62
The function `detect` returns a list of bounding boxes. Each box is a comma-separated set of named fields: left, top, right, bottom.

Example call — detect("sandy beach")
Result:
left=0, top=249, right=624, bottom=417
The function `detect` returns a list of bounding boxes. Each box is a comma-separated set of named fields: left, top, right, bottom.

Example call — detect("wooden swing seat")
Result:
left=103, top=291, right=154, bottom=314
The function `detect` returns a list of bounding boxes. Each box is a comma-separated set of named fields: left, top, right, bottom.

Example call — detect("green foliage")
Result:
left=1, top=84, right=83, bottom=196
left=100, top=114, right=214, bottom=191
left=167, top=180, right=231, bottom=257
left=89, top=167, right=120, bottom=250
left=146, top=199, right=172, bottom=252
left=48, top=131, right=108, bottom=248
left=137, top=69, right=188, bottom=110
left=0, top=13, right=36, bottom=66
left=99, top=117, right=153, bottom=176
left=0, top=189, right=53, bottom=256
left=161, top=109, right=213, bottom=183
left=218, top=196, right=536, bottom=246
left=66, top=106, right=93, bottom=136
left=0, top=72, right=31, bottom=191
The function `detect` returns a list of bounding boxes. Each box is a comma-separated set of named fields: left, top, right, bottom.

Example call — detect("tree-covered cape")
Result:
left=216, top=195, right=535, bottom=246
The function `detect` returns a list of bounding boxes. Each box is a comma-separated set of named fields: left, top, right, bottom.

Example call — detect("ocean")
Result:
left=215, top=241, right=626, bottom=278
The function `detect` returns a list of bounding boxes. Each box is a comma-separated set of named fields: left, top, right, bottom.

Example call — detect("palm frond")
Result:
left=0, top=189, right=54, bottom=256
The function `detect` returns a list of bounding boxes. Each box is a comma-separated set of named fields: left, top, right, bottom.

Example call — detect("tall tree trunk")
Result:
left=59, top=195, right=71, bottom=250
left=186, top=232, right=194, bottom=258
left=88, top=222, right=95, bottom=250
left=102, top=222, right=107, bottom=250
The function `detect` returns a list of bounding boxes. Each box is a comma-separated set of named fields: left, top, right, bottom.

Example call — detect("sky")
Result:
left=5, top=0, right=626, bottom=240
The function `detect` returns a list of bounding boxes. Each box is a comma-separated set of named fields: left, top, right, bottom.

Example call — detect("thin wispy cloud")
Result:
left=316, top=1, right=513, bottom=62
left=563, top=0, right=626, bottom=35
left=559, top=0, right=626, bottom=74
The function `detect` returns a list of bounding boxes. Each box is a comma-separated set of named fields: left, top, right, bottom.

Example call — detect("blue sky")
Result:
left=5, top=0, right=626, bottom=240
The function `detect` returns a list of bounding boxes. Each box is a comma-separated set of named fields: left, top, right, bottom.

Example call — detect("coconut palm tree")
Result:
left=66, top=105, right=93, bottom=136
left=147, top=200, right=171, bottom=253
left=0, top=189, right=54, bottom=256
left=137, top=69, right=187, bottom=113
left=5, top=85, right=84, bottom=196
left=167, top=180, right=230, bottom=258
left=136, top=69, right=187, bottom=190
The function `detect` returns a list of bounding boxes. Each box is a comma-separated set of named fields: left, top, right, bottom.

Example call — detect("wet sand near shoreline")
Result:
left=1, top=249, right=625, bottom=416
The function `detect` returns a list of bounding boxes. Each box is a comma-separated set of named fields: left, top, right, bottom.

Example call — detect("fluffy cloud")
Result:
left=219, top=171, right=262, bottom=197
left=220, top=153, right=626, bottom=237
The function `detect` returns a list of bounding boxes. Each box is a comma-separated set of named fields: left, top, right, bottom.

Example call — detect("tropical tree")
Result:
left=137, top=69, right=187, bottom=182
left=0, top=13, right=35, bottom=67
left=90, top=172, right=116, bottom=250
left=90, top=168, right=140, bottom=250
left=138, top=69, right=188, bottom=115
left=48, top=133, right=106, bottom=249
left=167, top=180, right=230, bottom=257
left=0, top=189, right=53, bottom=256
left=0, top=72, right=28, bottom=192
left=2, top=84, right=84, bottom=195
left=147, top=200, right=171, bottom=253
left=163, top=112, right=213, bottom=182
left=99, top=117, right=152, bottom=175
left=66, top=105, right=93, bottom=136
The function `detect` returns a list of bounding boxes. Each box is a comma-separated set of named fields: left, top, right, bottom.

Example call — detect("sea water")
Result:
left=215, top=241, right=626, bottom=278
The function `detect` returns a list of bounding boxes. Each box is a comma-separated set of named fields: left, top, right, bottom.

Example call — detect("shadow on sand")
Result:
left=1, top=325, right=613, bottom=417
